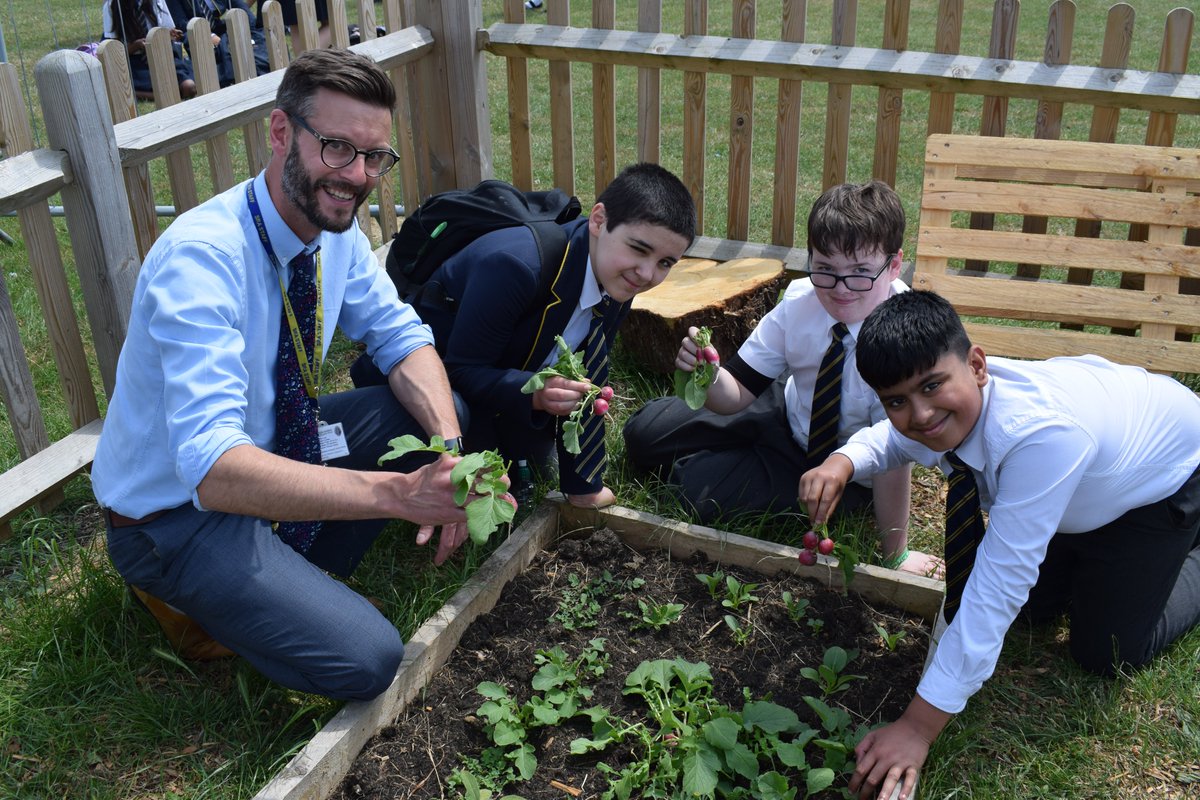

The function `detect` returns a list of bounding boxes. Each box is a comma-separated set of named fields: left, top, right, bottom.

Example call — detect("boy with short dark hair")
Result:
left=366, top=163, right=696, bottom=508
left=801, top=290, right=1200, bottom=800
left=624, top=180, right=937, bottom=576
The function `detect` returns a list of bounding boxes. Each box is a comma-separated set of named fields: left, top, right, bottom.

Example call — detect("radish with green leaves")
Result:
left=674, top=326, right=717, bottom=410
left=520, top=336, right=614, bottom=454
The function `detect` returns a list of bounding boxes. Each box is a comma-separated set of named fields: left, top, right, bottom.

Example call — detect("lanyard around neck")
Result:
left=247, top=181, right=325, bottom=399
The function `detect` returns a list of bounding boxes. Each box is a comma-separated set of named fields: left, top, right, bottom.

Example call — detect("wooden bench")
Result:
left=912, top=134, right=1200, bottom=379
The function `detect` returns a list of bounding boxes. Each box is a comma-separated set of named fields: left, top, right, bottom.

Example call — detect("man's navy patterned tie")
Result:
left=807, top=322, right=850, bottom=468
left=575, top=297, right=612, bottom=485
left=273, top=250, right=322, bottom=553
left=943, top=451, right=985, bottom=622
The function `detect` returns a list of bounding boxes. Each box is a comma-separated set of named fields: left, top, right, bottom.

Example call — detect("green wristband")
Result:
left=882, top=549, right=911, bottom=570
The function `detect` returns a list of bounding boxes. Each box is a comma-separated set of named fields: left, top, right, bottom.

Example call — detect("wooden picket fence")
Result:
left=0, top=0, right=1198, bottom=537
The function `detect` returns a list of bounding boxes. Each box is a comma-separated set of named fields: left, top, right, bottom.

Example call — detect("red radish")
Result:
left=600, top=385, right=615, bottom=401
left=818, top=538, right=835, bottom=555
left=797, top=549, right=817, bottom=566
left=593, top=398, right=609, bottom=416
left=702, top=346, right=719, bottom=363
left=801, top=530, right=821, bottom=551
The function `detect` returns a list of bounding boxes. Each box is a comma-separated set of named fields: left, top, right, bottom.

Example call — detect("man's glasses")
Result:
left=289, top=114, right=400, bottom=178
left=803, top=255, right=894, bottom=292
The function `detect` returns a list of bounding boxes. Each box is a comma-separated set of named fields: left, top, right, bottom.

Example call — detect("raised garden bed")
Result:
left=253, top=500, right=943, bottom=800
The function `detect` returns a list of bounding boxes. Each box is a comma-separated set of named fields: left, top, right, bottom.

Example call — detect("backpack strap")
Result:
left=525, top=219, right=571, bottom=311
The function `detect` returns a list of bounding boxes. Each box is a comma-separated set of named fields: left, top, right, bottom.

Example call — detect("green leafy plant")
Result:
left=520, top=335, right=613, bottom=454
left=806, top=617, right=825, bottom=635
left=674, top=326, right=718, bottom=410
left=832, top=540, right=861, bottom=590
left=552, top=570, right=617, bottom=631
left=780, top=591, right=811, bottom=624
left=695, top=570, right=725, bottom=599
left=378, top=435, right=515, bottom=544
left=873, top=622, right=906, bottom=652
left=473, top=639, right=610, bottom=785
left=720, top=575, right=760, bottom=613
left=723, top=614, right=753, bottom=647
left=624, top=598, right=685, bottom=630
left=799, top=646, right=865, bottom=697
left=569, top=658, right=842, bottom=799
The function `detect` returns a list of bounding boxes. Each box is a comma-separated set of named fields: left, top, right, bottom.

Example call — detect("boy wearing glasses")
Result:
left=624, top=180, right=939, bottom=577
left=93, top=50, right=494, bottom=699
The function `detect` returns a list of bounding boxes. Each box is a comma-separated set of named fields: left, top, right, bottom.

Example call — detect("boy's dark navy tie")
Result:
left=943, top=450, right=985, bottom=622
left=575, top=297, right=612, bottom=485
left=807, top=322, right=850, bottom=468
left=274, top=250, right=323, bottom=553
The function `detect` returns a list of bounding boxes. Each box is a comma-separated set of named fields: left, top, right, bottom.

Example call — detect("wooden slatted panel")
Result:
left=261, top=0, right=291, bottom=71
left=871, top=0, right=908, bottom=187
left=1067, top=2, right=1134, bottom=294
left=725, top=0, right=755, bottom=241
left=771, top=0, right=805, bottom=247
left=592, top=0, right=617, bottom=196
left=189, top=18, right=238, bottom=194
left=682, top=0, right=707, bottom=233
left=295, top=0, right=322, bottom=53
left=926, top=0, right=962, bottom=136
left=821, top=0, right=855, bottom=191
left=503, top=0, right=534, bottom=190
left=97, top=39, right=159, bottom=257
left=1015, top=0, right=1073, bottom=279
left=914, top=134, right=1200, bottom=377
left=547, top=0, right=575, bottom=195
left=636, top=0, right=660, bottom=165
left=0, top=64, right=100, bottom=434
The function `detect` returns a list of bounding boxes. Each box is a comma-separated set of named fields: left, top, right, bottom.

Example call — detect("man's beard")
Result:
left=281, top=140, right=369, bottom=234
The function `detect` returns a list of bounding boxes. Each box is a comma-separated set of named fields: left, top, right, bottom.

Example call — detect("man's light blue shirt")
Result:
left=93, top=173, right=433, bottom=517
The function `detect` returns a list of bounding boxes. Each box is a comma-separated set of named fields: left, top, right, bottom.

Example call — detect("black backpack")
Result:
left=385, top=179, right=583, bottom=312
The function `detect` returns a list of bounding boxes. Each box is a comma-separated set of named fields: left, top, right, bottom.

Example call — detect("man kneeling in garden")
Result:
left=92, top=49, right=503, bottom=700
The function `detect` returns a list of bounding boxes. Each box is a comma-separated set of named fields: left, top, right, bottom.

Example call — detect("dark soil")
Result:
left=335, top=529, right=928, bottom=800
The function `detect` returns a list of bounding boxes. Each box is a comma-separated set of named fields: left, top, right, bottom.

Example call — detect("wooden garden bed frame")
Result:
left=251, top=497, right=942, bottom=800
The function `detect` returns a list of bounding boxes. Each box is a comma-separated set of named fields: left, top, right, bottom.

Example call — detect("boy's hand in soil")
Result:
left=798, top=454, right=855, bottom=526
left=531, top=375, right=593, bottom=416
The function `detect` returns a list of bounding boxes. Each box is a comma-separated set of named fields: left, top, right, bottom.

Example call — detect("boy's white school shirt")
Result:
left=736, top=276, right=908, bottom=451
left=838, top=354, right=1200, bottom=713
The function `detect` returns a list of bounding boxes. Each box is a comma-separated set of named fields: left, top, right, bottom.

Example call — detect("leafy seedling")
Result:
left=781, top=591, right=811, bottom=624
left=520, top=335, right=613, bottom=454
left=873, top=622, right=907, bottom=651
left=720, top=575, right=760, bottom=612
left=673, top=326, right=718, bottom=410
left=695, top=570, right=725, bottom=599
left=378, top=435, right=515, bottom=545
left=623, top=598, right=685, bottom=630
left=800, top=646, right=865, bottom=697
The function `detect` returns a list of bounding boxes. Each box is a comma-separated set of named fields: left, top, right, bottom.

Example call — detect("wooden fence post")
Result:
left=35, top=50, right=138, bottom=398
left=411, top=0, right=490, bottom=193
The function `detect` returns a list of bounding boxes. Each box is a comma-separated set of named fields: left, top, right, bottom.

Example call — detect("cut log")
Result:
left=619, top=257, right=787, bottom=374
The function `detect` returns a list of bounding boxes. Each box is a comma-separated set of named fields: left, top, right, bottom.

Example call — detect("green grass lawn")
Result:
left=2, top=1, right=1200, bottom=798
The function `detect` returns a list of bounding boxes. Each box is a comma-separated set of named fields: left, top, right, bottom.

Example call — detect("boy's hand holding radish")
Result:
left=674, top=326, right=720, bottom=410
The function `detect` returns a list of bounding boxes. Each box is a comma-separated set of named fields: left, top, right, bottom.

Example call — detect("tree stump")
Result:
left=619, top=257, right=787, bottom=374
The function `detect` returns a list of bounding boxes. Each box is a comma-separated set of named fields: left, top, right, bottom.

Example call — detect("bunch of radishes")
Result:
left=521, top=335, right=616, bottom=453
left=675, top=326, right=719, bottom=410
left=797, top=528, right=835, bottom=566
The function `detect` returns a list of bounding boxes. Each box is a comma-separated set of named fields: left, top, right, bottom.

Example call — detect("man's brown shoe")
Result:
left=129, top=586, right=236, bottom=661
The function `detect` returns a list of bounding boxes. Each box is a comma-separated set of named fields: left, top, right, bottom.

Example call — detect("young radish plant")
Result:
left=520, top=335, right=615, bottom=454
left=674, top=325, right=719, bottom=410
left=378, top=435, right=516, bottom=544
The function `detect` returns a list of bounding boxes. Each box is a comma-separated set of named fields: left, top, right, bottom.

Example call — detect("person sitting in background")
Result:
left=102, top=0, right=197, bottom=100
left=166, top=0, right=270, bottom=87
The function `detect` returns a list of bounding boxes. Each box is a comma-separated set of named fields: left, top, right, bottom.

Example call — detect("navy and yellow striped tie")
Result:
left=943, top=451, right=985, bottom=622
left=807, top=322, right=850, bottom=468
left=575, top=298, right=612, bottom=484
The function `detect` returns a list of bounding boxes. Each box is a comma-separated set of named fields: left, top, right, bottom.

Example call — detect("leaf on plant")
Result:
left=742, top=700, right=801, bottom=734
left=701, top=717, right=740, bottom=750
left=723, top=741, right=760, bottom=781
left=561, top=418, right=582, bottom=455
left=465, top=495, right=516, bottom=545
left=806, top=767, right=837, bottom=797
left=377, top=433, right=429, bottom=464
left=681, top=744, right=720, bottom=797
left=509, top=742, right=537, bottom=781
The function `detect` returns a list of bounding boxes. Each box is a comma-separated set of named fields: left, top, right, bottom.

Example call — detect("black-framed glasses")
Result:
left=803, top=254, right=895, bottom=292
left=289, top=114, right=400, bottom=178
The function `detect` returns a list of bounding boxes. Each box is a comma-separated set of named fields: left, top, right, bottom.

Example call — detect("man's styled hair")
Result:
left=275, top=49, right=397, bottom=119
left=595, top=162, right=697, bottom=245
left=807, top=180, right=905, bottom=259
left=857, top=290, right=973, bottom=390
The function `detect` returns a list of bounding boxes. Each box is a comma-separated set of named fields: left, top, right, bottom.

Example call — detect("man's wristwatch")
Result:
left=443, top=436, right=464, bottom=453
